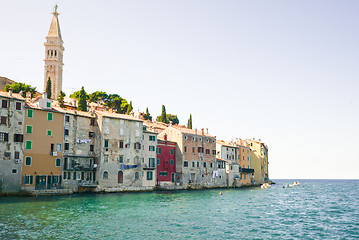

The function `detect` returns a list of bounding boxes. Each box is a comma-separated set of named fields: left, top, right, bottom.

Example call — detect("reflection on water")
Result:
left=1, top=180, right=359, bottom=239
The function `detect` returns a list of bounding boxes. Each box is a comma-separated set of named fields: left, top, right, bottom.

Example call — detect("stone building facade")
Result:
left=158, top=126, right=217, bottom=188
left=95, top=111, right=145, bottom=191
left=142, top=129, right=158, bottom=187
left=62, top=110, right=99, bottom=192
left=0, top=91, right=25, bottom=193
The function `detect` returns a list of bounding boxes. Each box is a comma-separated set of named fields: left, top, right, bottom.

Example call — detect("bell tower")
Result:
left=44, top=4, right=64, bottom=100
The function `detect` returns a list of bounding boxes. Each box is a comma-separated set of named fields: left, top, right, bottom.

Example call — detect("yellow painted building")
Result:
left=22, top=97, right=64, bottom=191
left=246, top=138, right=269, bottom=184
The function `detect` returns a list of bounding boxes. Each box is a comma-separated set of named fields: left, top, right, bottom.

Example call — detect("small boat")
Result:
left=261, top=183, right=271, bottom=189
left=292, top=181, right=300, bottom=186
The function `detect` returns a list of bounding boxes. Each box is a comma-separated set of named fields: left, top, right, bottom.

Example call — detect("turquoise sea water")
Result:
left=0, top=179, right=358, bottom=239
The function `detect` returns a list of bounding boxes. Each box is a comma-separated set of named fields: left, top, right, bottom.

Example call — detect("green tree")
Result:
left=156, top=105, right=168, bottom=123
left=89, top=91, right=108, bottom=103
left=46, top=77, right=52, bottom=99
left=126, top=101, right=133, bottom=115
left=187, top=114, right=192, bottom=129
left=167, top=114, right=179, bottom=125
left=58, top=91, right=66, bottom=108
left=4, top=82, right=37, bottom=98
left=77, top=86, right=87, bottom=112
left=144, top=107, right=152, bottom=121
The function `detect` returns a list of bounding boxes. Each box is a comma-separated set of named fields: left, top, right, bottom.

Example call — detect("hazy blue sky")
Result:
left=1, top=1, right=358, bottom=179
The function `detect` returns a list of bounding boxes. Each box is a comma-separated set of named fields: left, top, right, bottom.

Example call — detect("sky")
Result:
left=0, top=1, right=358, bottom=179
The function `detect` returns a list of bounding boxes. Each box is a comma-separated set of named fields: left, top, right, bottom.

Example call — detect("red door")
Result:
left=118, top=171, right=123, bottom=183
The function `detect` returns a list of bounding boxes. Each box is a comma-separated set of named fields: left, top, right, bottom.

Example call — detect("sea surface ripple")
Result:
left=0, top=179, right=358, bottom=239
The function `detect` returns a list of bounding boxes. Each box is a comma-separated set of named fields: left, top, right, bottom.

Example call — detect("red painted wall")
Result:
left=157, top=140, right=176, bottom=182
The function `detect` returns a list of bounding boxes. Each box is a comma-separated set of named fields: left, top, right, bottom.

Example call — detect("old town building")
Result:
left=0, top=90, right=25, bottom=193
left=216, top=140, right=240, bottom=187
left=22, top=94, right=65, bottom=192
left=158, top=126, right=217, bottom=188
left=62, top=109, right=99, bottom=192
left=141, top=127, right=158, bottom=187
left=246, top=138, right=269, bottom=184
left=156, top=137, right=177, bottom=186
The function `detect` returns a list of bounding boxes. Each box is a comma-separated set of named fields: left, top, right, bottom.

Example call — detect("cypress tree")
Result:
left=187, top=114, right=192, bottom=129
left=46, top=77, right=52, bottom=99
left=58, top=91, right=66, bottom=108
left=144, top=107, right=152, bottom=121
left=160, top=105, right=167, bottom=123
left=78, top=86, right=87, bottom=111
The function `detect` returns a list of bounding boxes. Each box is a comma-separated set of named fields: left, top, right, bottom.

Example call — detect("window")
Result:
left=27, top=109, right=33, bottom=118
left=206, top=149, right=210, bottom=155
left=159, top=172, right=168, bottom=176
left=46, top=102, right=51, bottom=108
left=135, top=172, right=139, bottom=180
left=64, top=143, right=69, bottom=150
left=24, top=175, right=33, bottom=185
left=192, top=137, right=196, bottom=141
left=90, top=118, right=95, bottom=126
left=103, top=171, right=108, bottom=179
left=26, top=126, right=32, bottom=134
left=0, top=132, right=9, bottom=142
left=56, top=158, right=61, bottom=167
left=16, top=102, right=22, bottom=110
left=171, top=173, right=175, bottom=182
left=149, top=146, right=155, bottom=151
left=65, top=115, right=70, bottom=122
left=198, top=147, right=203, bottom=153
left=210, top=163, right=213, bottom=168
left=170, top=159, right=173, bottom=166
left=212, top=150, right=216, bottom=155
left=206, top=138, right=209, bottom=143
left=203, top=162, right=207, bottom=168
left=197, top=162, right=199, bottom=167
left=14, top=151, right=20, bottom=160
left=51, top=144, right=55, bottom=152
left=1, top=116, right=7, bottom=125
left=157, top=159, right=160, bottom=165
left=64, top=129, right=69, bottom=136
left=184, top=146, right=187, bottom=152
left=192, top=147, right=195, bottom=153
left=149, top=158, right=155, bottom=168
left=199, top=138, right=202, bottom=142
left=146, top=171, right=153, bottom=180
left=156, top=147, right=161, bottom=153
left=90, top=144, right=94, bottom=152
left=134, top=142, right=141, bottom=150
left=104, top=156, right=109, bottom=163
left=14, top=134, right=23, bottom=142
left=192, top=162, right=195, bottom=167
left=12, top=169, right=17, bottom=174
left=149, top=135, right=156, bottom=141
left=119, top=156, right=124, bottom=163
left=47, top=112, right=53, bottom=121
left=47, top=130, right=52, bottom=136
left=104, top=139, right=109, bottom=148
left=2, top=100, right=8, bottom=108
left=184, top=161, right=188, bottom=167
left=184, top=135, right=187, bottom=140
left=26, top=141, right=32, bottom=150
left=119, top=140, right=124, bottom=148
left=4, top=152, right=10, bottom=158
left=170, top=149, right=174, bottom=155
left=89, top=132, right=94, bottom=138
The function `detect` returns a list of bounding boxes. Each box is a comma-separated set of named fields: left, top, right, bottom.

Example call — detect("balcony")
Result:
left=239, top=168, right=254, bottom=173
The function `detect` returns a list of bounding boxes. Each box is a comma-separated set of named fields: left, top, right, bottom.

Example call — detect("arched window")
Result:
left=54, top=50, right=57, bottom=57
left=135, top=172, right=139, bottom=180
left=118, top=171, right=123, bottom=183
left=51, top=50, right=53, bottom=57
left=103, top=171, right=108, bottom=179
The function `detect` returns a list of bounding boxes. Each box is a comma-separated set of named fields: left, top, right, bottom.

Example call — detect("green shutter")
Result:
left=47, top=130, right=52, bottom=136
left=26, top=141, right=32, bottom=150
left=27, top=109, right=33, bottom=118
left=157, top=159, right=160, bottom=165
left=47, top=102, right=51, bottom=108
left=47, top=112, right=53, bottom=121
left=56, top=158, right=61, bottom=167
left=26, top=126, right=32, bottom=134
left=170, top=159, right=173, bottom=165
left=170, top=149, right=174, bottom=155
left=25, top=157, right=31, bottom=165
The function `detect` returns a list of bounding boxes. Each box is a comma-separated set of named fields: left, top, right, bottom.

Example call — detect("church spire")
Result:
left=47, top=4, right=62, bottom=41
left=44, top=5, right=64, bottom=100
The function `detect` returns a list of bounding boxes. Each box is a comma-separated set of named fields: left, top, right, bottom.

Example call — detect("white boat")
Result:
left=261, top=183, right=271, bottom=189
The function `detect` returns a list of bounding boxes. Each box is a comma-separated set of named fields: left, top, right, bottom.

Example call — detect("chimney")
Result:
left=206, top=128, right=208, bottom=134
left=201, top=128, right=204, bottom=135
left=8, top=87, right=13, bottom=96
left=26, top=92, right=31, bottom=101
left=164, top=133, right=168, bottom=141
left=43, top=92, right=47, bottom=99
left=195, top=128, right=197, bottom=135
